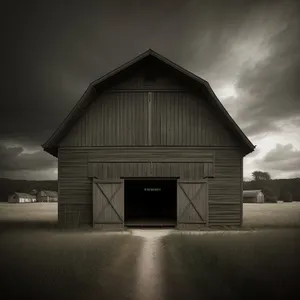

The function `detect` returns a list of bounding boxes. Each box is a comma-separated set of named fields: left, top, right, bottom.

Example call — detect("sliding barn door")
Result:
left=177, top=180, right=208, bottom=229
left=93, top=179, right=124, bottom=230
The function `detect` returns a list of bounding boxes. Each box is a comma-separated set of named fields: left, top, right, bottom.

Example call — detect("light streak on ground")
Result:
left=132, top=230, right=171, bottom=300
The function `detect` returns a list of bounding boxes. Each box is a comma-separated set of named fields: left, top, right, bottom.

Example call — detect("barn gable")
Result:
left=59, top=89, right=239, bottom=148
left=42, top=49, right=255, bottom=156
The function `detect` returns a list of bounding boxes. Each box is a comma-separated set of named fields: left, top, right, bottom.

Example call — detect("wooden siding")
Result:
left=59, top=91, right=238, bottom=148
left=58, top=147, right=242, bottom=227
left=208, top=149, right=242, bottom=226
left=240, top=156, right=243, bottom=226
left=151, top=92, right=237, bottom=146
left=60, top=92, right=149, bottom=147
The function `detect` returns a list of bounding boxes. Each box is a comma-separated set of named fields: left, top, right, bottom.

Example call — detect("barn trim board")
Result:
left=43, top=49, right=255, bottom=229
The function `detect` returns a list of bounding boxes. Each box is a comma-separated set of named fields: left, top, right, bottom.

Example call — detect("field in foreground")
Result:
left=0, top=203, right=299, bottom=299
left=0, top=202, right=300, bottom=228
left=243, top=202, right=300, bottom=228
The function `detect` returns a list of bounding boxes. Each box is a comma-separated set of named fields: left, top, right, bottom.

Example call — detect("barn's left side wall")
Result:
left=58, top=149, right=92, bottom=227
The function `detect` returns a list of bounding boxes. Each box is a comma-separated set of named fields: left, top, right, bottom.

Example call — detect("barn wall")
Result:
left=208, top=149, right=243, bottom=226
left=59, top=91, right=238, bottom=148
left=58, top=149, right=92, bottom=227
left=58, top=147, right=242, bottom=227
left=151, top=92, right=237, bottom=146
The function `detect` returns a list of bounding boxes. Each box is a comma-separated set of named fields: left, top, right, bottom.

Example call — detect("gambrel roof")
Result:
left=42, top=49, right=255, bottom=157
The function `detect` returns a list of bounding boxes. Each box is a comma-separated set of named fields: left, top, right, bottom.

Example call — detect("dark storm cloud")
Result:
left=254, top=144, right=300, bottom=172
left=234, top=4, right=300, bottom=136
left=0, top=144, right=56, bottom=173
left=1, top=0, right=295, bottom=143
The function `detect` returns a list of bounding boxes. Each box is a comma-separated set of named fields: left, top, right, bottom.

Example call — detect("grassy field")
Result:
left=162, top=229, right=300, bottom=299
left=0, top=203, right=299, bottom=299
left=0, top=202, right=58, bottom=221
left=1, top=202, right=300, bottom=228
left=243, top=202, right=300, bottom=228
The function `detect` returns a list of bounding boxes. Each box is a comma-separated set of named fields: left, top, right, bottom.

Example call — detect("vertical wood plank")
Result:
left=148, top=92, right=152, bottom=145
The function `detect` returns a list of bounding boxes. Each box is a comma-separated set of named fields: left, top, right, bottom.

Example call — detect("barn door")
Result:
left=177, top=180, right=208, bottom=229
left=93, top=179, right=124, bottom=229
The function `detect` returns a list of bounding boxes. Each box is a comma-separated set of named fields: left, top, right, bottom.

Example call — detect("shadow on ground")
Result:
left=0, top=220, right=59, bottom=231
left=0, top=226, right=143, bottom=300
left=161, top=230, right=300, bottom=300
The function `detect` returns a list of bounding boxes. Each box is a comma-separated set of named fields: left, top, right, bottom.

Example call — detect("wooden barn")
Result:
left=243, top=190, right=264, bottom=203
left=42, top=49, right=255, bottom=229
left=8, top=192, right=36, bottom=203
left=36, top=190, right=58, bottom=202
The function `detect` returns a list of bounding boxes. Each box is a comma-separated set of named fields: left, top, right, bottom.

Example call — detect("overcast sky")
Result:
left=0, top=0, right=299, bottom=181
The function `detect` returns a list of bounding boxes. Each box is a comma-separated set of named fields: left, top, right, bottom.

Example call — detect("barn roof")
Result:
left=14, top=192, right=35, bottom=199
left=38, top=190, right=58, bottom=197
left=42, top=49, right=256, bottom=157
left=243, top=190, right=263, bottom=197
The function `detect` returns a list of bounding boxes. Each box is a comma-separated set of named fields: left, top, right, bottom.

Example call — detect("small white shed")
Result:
left=8, top=192, right=36, bottom=203
left=243, top=190, right=265, bottom=203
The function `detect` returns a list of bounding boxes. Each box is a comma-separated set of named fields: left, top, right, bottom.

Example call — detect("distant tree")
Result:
left=252, top=171, right=271, bottom=181
left=242, top=177, right=300, bottom=202
left=283, top=191, right=293, bottom=202
left=262, top=186, right=277, bottom=203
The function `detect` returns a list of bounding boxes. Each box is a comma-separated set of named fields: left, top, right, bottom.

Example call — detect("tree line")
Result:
left=244, top=171, right=300, bottom=202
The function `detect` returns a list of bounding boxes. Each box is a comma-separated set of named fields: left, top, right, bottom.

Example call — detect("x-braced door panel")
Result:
left=93, top=179, right=124, bottom=228
left=177, top=180, right=208, bottom=226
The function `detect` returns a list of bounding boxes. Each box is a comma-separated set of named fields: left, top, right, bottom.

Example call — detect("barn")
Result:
left=36, top=190, right=58, bottom=202
left=42, top=49, right=255, bottom=229
left=243, top=190, right=264, bottom=203
left=8, top=192, right=36, bottom=203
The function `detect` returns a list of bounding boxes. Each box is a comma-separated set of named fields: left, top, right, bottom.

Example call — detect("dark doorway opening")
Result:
left=124, top=179, right=177, bottom=228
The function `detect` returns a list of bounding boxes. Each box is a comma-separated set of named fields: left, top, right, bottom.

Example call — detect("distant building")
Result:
left=8, top=192, right=36, bottom=203
left=243, top=190, right=264, bottom=203
left=36, top=190, right=58, bottom=202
